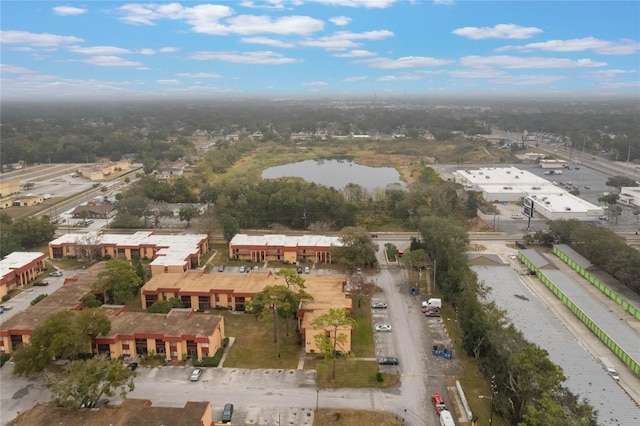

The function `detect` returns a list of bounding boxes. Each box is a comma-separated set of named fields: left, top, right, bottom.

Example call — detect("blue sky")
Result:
left=1, top=1, right=639, bottom=100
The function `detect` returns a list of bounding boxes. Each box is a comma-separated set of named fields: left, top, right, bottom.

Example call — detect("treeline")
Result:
left=412, top=216, right=597, bottom=425
left=111, top=163, right=477, bottom=235
left=0, top=214, right=56, bottom=257
left=544, top=220, right=640, bottom=295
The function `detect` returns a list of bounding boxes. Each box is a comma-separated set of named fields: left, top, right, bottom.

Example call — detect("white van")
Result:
left=421, top=298, right=442, bottom=309
left=439, top=409, right=455, bottom=426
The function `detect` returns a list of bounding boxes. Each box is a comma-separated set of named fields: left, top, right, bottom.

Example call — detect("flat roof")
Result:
left=229, top=234, right=343, bottom=248
left=49, top=231, right=207, bottom=267
left=454, top=166, right=603, bottom=214
left=143, top=271, right=350, bottom=308
left=101, top=308, right=223, bottom=339
left=0, top=264, right=103, bottom=334
left=15, top=399, right=211, bottom=426
left=0, top=252, right=46, bottom=279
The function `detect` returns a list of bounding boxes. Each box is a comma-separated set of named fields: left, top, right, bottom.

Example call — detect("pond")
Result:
left=262, top=159, right=406, bottom=192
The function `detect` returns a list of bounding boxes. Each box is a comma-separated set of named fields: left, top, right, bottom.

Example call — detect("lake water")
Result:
left=262, top=159, right=406, bottom=192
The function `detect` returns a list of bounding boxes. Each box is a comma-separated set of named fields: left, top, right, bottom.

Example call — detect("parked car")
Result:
left=304, top=266, right=310, bottom=274
left=599, top=215, right=609, bottom=221
left=239, top=266, right=246, bottom=273
left=128, top=362, right=138, bottom=371
left=378, top=357, right=399, bottom=365
left=507, top=253, right=517, bottom=260
left=584, top=185, right=590, bottom=189
left=33, top=281, right=49, bottom=286
left=375, top=324, right=392, bottom=332
left=0, top=304, right=13, bottom=310
left=50, top=270, right=63, bottom=277
left=190, top=368, right=203, bottom=381
left=511, top=214, right=523, bottom=219
left=297, top=266, right=303, bottom=274
left=221, top=403, right=234, bottom=423
left=217, top=265, right=225, bottom=272
left=370, top=232, right=378, bottom=238
left=0, top=307, right=4, bottom=314
left=371, top=301, right=388, bottom=309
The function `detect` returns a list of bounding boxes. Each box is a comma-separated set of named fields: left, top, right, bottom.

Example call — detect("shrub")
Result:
left=222, top=337, right=230, bottom=348
left=30, top=294, right=47, bottom=305
left=0, top=353, right=11, bottom=367
left=2, top=295, right=10, bottom=302
left=376, top=372, right=383, bottom=382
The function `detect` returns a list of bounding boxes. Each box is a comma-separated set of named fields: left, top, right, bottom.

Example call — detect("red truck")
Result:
left=431, top=393, right=447, bottom=415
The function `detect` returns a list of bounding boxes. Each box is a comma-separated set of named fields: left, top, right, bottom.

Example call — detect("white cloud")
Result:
left=176, top=72, right=222, bottom=78
left=344, top=76, right=367, bottom=82
left=301, top=30, right=393, bottom=50
left=453, top=24, right=542, bottom=40
left=459, top=55, right=606, bottom=69
left=334, top=49, right=376, bottom=57
left=52, top=6, right=88, bottom=16
left=497, top=37, right=640, bottom=55
left=139, top=48, right=157, bottom=55
left=330, top=16, right=352, bottom=26
left=240, top=37, right=296, bottom=48
left=69, top=45, right=131, bottom=55
left=157, top=79, right=181, bottom=85
left=377, top=73, right=425, bottom=81
left=359, top=56, right=452, bottom=69
left=224, top=15, right=324, bottom=36
left=433, top=0, right=454, bottom=5
left=496, top=74, right=566, bottom=86
left=0, top=30, right=83, bottom=46
left=301, top=80, right=328, bottom=86
left=117, top=3, right=322, bottom=36
left=159, top=46, right=179, bottom=53
left=238, top=0, right=292, bottom=9
left=191, top=50, right=300, bottom=64
left=313, top=0, right=398, bottom=8
left=0, top=64, right=35, bottom=74
left=82, top=56, right=143, bottom=67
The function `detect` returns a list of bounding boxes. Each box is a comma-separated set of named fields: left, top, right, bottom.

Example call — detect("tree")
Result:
left=333, top=226, right=378, bottom=270
left=92, top=259, right=143, bottom=304
left=311, top=308, right=357, bottom=379
left=597, top=193, right=619, bottom=208
left=75, top=233, right=103, bottom=261
left=81, top=293, right=102, bottom=308
left=45, top=357, right=136, bottom=409
left=346, top=274, right=374, bottom=308
left=178, top=204, right=199, bottom=227
left=218, top=213, right=240, bottom=244
left=605, top=175, right=638, bottom=190
left=13, top=309, right=111, bottom=376
left=147, top=298, right=183, bottom=313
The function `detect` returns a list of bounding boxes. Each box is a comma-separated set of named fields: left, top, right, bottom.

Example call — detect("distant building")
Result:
left=229, top=234, right=342, bottom=264
left=0, top=179, right=20, bottom=198
left=539, top=159, right=568, bottom=169
left=78, top=159, right=130, bottom=181
left=11, top=194, right=43, bottom=207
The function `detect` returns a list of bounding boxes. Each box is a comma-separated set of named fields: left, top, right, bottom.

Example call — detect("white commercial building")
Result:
left=453, top=166, right=603, bottom=221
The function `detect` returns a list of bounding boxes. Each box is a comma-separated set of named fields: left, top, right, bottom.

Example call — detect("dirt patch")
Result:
left=313, top=409, right=401, bottom=426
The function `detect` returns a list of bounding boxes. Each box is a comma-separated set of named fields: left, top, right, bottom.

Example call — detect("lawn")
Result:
left=440, top=307, right=508, bottom=426
left=307, top=357, right=400, bottom=389
left=350, top=297, right=375, bottom=357
left=313, top=409, right=401, bottom=426
left=220, top=310, right=300, bottom=369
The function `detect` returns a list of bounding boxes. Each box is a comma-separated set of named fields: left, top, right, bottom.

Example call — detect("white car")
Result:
left=375, top=324, right=392, bottom=332
left=190, top=368, right=203, bottom=381
left=371, top=301, right=388, bottom=309
left=511, top=214, right=523, bottom=219
left=50, top=270, right=63, bottom=277
left=507, top=253, right=517, bottom=260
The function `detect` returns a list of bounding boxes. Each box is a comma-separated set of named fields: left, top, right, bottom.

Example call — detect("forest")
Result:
left=1, top=98, right=638, bottom=167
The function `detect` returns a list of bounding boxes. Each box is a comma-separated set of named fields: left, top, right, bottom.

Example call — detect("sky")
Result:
left=1, top=1, right=639, bottom=101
